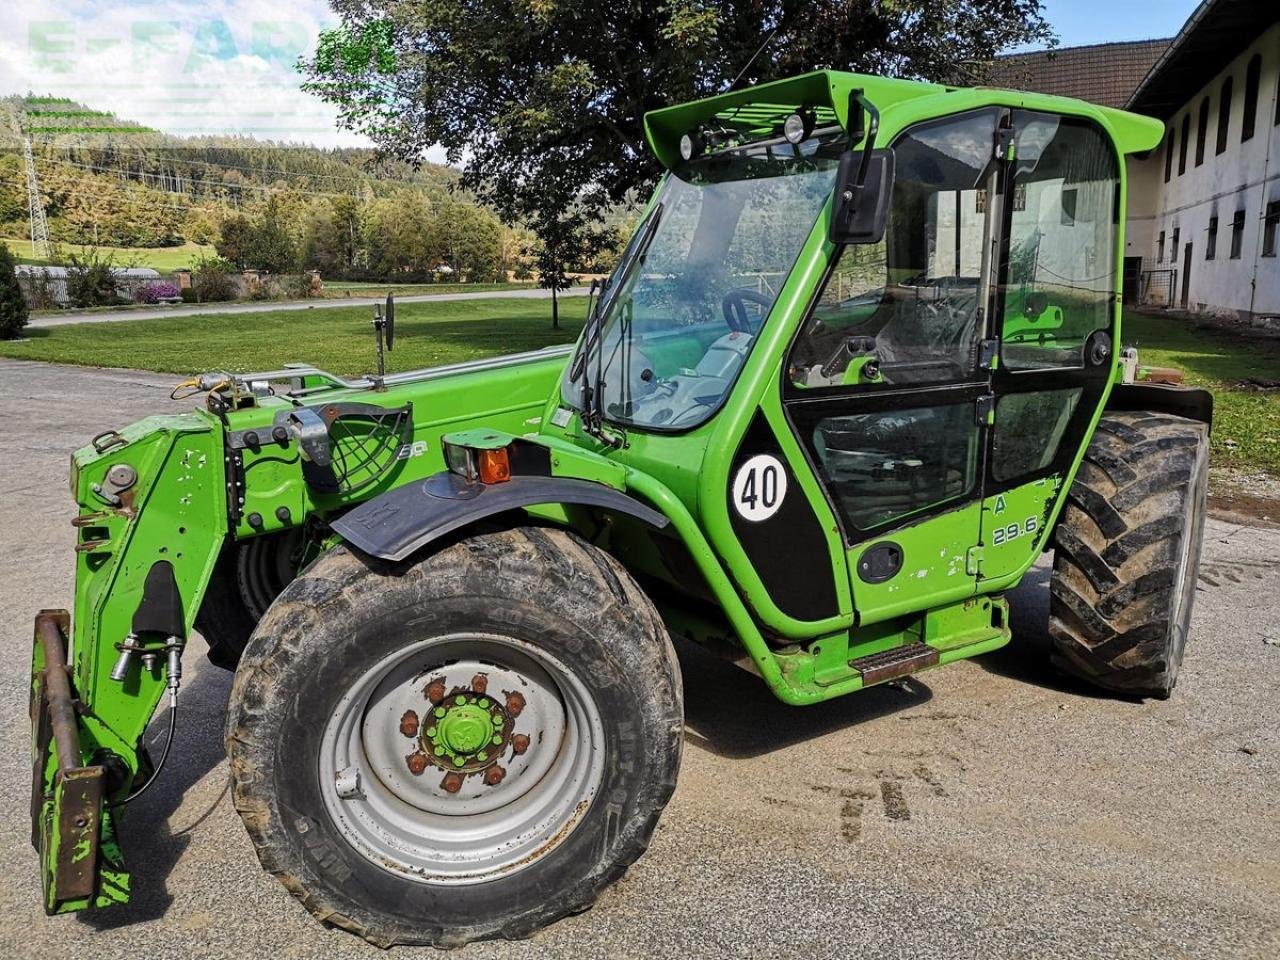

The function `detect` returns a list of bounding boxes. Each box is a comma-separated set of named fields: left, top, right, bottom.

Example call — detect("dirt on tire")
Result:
left=1048, top=409, right=1210, bottom=698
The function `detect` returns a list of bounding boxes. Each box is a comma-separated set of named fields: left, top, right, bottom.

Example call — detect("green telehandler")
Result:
left=29, top=71, right=1212, bottom=947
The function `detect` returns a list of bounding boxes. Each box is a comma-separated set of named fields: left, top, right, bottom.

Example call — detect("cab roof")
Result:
left=643, top=69, right=1164, bottom=168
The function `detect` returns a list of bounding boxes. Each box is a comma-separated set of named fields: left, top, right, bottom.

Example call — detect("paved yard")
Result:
left=0, top=358, right=1276, bottom=960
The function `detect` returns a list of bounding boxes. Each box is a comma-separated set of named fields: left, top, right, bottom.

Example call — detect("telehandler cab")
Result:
left=30, top=71, right=1212, bottom=947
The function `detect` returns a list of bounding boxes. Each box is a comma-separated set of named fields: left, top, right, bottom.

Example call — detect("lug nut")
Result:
left=506, top=692, right=525, bottom=717
left=406, top=752, right=428, bottom=776
left=441, top=772, right=463, bottom=794
left=424, top=679, right=445, bottom=704
left=399, top=710, right=419, bottom=737
left=484, top=765, right=506, bottom=786
left=512, top=734, right=530, bottom=756
left=471, top=673, right=488, bottom=694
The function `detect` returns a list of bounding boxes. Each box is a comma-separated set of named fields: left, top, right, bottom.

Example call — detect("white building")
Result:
left=986, top=1, right=1279, bottom=321
left=1125, top=1, right=1279, bottom=319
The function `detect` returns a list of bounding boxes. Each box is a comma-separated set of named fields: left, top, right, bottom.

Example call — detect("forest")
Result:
left=0, top=96, right=621, bottom=283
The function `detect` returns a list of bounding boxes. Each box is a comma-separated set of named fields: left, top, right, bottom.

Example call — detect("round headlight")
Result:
left=679, top=132, right=700, bottom=161
left=783, top=111, right=813, bottom=145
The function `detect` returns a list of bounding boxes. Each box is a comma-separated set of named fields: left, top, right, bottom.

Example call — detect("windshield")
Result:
left=562, top=134, right=844, bottom=431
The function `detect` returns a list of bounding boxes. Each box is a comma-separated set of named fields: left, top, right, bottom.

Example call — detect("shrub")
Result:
left=66, top=248, right=122, bottom=307
left=180, top=286, right=198, bottom=304
left=0, top=243, right=29, bottom=339
left=190, top=254, right=238, bottom=303
left=20, top=268, right=59, bottom=311
left=134, top=281, right=182, bottom=304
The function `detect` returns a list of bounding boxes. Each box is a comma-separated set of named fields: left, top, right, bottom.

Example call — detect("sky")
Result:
left=0, top=0, right=1205, bottom=153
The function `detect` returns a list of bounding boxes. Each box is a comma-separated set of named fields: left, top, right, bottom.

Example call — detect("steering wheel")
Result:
left=721, top=288, right=773, bottom=334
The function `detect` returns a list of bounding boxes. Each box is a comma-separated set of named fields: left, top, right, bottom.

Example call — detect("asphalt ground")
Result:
left=1, top=357, right=1277, bottom=960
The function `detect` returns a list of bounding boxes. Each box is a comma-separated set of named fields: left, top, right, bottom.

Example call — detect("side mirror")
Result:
left=829, top=148, right=895, bottom=246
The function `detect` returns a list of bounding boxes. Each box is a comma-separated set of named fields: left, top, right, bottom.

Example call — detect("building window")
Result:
left=1164, top=126, right=1175, bottom=182
left=1230, top=209, right=1246, bottom=259
left=1061, top=188, right=1077, bottom=226
left=1206, top=216, right=1218, bottom=260
left=1158, top=230, right=1165, bottom=262
left=1264, top=202, right=1280, bottom=258
left=1171, top=227, right=1180, bottom=261
left=1195, top=98, right=1209, bottom=166
left=1242, top=54, right=1261, bottom=143
left=1178, top=113, right=1190, bottom=174
left=1217, top=76, right=1233, bottom=154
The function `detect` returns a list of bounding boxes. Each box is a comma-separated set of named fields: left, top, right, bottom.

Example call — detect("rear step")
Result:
left=850, top=641, right=939, bottom=686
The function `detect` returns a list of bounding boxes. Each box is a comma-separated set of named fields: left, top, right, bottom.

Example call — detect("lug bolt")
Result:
left=512, top=734, right=530, bottom=756
left=471, top=673, right=488, bottom=694
left=455, top=695, right=467, bottom=706
left=484, top=765, right=506, bottom=786
left=434, top=707, right=446, bottom=719
left=506, top=692, right=525, bottom=717
left=424, top=679, right=445, bottom=704
left=399, top=710, right=419, bottom=737
left=441, top=772, right=464, bottom=794
left=406, top=752, right=428, bottom=776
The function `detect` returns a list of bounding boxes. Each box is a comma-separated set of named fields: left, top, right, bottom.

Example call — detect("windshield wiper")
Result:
left=575, top=203, right=664, bottom=443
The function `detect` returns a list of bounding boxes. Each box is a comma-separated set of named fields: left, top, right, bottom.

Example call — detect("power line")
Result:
left=32, top=139, right=445, bottom=191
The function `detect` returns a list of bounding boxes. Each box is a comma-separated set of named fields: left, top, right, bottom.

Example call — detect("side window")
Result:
left=992, top=389, right=1082, bottom=481
left=789, top=109, right=999, bottom=390
left=1000, top=113, right=1118, bottom=371
left=812, top=405, right=980, bottom=531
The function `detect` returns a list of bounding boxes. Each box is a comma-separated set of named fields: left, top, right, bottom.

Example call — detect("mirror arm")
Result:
left=848, top=89, right=880, bottom=190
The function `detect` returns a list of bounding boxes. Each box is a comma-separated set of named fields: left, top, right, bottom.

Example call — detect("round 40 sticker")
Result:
left=731, top=454, right=788, bottom=522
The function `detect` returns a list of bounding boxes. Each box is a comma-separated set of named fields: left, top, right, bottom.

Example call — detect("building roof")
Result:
left=981, top=39, right=1172, bottom=110
left=1127, top=0, right=1280, bottom=118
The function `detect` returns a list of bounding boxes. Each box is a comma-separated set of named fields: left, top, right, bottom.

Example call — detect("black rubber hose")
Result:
left=109, top=703, right=177, bottom=807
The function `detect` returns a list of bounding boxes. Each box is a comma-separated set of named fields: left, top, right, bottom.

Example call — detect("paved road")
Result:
left=1, top=357, right=1277, bottom=960
left=29, top=286, right=589, bottom=328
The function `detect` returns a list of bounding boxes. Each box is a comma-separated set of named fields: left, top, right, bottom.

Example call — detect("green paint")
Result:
left=30, top=67, right=1170, bottom=913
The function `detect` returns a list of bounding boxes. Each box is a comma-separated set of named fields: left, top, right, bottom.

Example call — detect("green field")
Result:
left=1123, top=311, right=1280, bottom=476
left=1, top=303, right=1275, bottom=476
left=2, top=237, right=214, bottom=272
left=0, top=297, right=586, bottom=375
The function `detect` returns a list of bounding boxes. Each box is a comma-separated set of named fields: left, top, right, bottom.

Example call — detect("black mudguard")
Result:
left=1106, top=382, right=1214, bottom=429
left=331, top=472, right=669, bottom=562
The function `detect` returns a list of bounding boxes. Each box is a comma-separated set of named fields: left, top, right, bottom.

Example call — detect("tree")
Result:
left=216, top=214, right=257, bottom=269
left=252, top=193, right=303, bottom=274
left=0, top=243, right=29, bottom=340
left=302, top=1, right=1054, bottom=293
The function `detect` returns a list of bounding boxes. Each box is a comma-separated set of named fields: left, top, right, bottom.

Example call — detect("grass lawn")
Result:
left=3, top=237, right=215, bottom=273
left=0, top=297, right=585, bottom=376
left=1123, top=310, right=1280, bottom=476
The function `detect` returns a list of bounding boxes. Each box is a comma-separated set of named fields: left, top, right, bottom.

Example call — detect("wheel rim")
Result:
left=319, top=632, right=605, bottom=885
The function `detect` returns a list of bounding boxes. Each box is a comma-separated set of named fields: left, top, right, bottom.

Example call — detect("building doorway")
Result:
left=1181, top=242, right=1193, bottom=307
left=1123, top=256, right=1142, bottom=304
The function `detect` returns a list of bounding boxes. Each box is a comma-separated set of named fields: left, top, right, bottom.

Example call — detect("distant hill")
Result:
left=0, top=95, right=465, bottom=251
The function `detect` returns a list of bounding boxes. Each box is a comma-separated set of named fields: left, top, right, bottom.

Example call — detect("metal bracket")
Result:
left=284, top=407, right=332, bottom=467
left=965, top=545, right=984, bottom=577
left=978, top=338, right=999, bottom=371
left=975, top=394, right=996, bottom=427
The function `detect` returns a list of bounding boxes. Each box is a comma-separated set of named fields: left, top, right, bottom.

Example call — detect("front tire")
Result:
left=226, top=527, right=683, bottom=948
left=1049, top=410, right=1209, bottom=698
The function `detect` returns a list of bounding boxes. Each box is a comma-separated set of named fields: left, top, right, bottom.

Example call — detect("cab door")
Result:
left=979, top=111, right=1122, bottom=586
left=782, top=108, right=1008, bottom=625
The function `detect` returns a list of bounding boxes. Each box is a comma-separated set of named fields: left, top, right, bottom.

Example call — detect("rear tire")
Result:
left=225, top=526, right=683, bottom=948
left=1049, top=410, right=1209, bottom=698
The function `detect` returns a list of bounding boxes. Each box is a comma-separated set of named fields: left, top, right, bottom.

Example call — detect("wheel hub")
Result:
left=419, top=692, right=510, bottom=771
